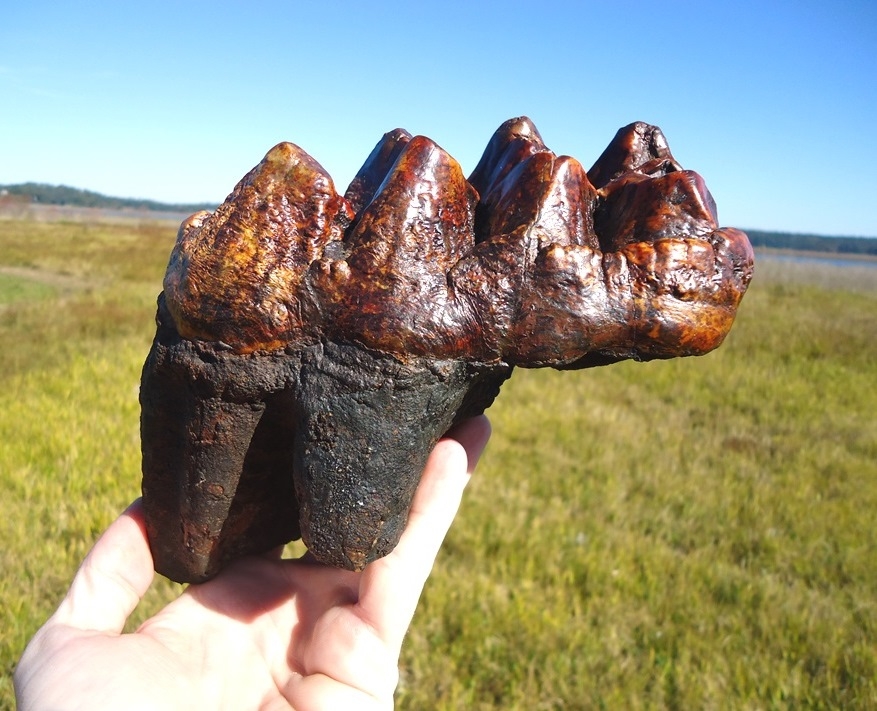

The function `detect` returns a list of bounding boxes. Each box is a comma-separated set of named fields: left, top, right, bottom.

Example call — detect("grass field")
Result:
left=1, top=218, right=875, bottom=709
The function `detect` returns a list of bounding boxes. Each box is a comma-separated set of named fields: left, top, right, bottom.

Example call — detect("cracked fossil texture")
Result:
left=140, top=117, right=754, bottom=582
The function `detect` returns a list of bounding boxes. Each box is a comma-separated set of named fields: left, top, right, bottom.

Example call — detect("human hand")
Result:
left=14, top=416, right=491, bottom=711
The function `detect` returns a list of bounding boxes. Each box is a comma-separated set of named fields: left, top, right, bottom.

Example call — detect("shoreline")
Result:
left=755, top=246, right=877, bottom=265
left=0, top=203, right=195, bottom=226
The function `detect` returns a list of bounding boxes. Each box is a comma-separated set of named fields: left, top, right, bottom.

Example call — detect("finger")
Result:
left=442, top=415, right=493, bottom=466
left=357, top=415, right=491, bottom=649
left=52, top=498, right=155, bottom=634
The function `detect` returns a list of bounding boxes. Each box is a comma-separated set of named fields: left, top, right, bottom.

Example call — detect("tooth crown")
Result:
left=162, top=116, right=753, bottom=364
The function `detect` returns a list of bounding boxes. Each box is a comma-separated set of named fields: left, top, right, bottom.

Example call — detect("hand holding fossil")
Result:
left=16, top=419, right=490, bottom=710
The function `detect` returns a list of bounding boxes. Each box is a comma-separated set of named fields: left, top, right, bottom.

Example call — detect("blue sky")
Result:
left=2, top=0, right=875, bottom=237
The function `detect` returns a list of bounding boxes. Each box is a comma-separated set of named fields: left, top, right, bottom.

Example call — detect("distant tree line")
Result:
left=2, top=183, right=875, bottom=255
left=746, top=229, right=877, bottom=256
left=0, top=183, right=216, bottom=214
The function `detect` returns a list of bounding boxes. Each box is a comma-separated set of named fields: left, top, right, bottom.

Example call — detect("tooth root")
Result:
left=141, top=327, right=510, bottom=580
left=293, top=343, right=506, bottom=570
left=140, top=309, right=300, bottom=583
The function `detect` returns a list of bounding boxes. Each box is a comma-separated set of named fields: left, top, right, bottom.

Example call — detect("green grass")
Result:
left=1, top=220, right=875, bottom=709
left=0, top=273, right=57, bottom=305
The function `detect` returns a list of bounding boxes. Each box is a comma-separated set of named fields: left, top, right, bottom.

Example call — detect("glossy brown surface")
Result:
left=142, top=118, right=754, bottom=581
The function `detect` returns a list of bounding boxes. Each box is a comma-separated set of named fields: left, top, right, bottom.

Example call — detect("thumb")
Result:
left=52, top=499, right=155, bottom=634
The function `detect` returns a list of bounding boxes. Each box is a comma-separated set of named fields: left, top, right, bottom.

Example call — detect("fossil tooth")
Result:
left=141, top=117, right=754, bottom=582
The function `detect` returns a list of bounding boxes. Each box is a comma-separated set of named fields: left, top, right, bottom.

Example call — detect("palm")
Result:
left=134, top=556, right=399, bottom=709
left=14, top=417, right=491, bottom=711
